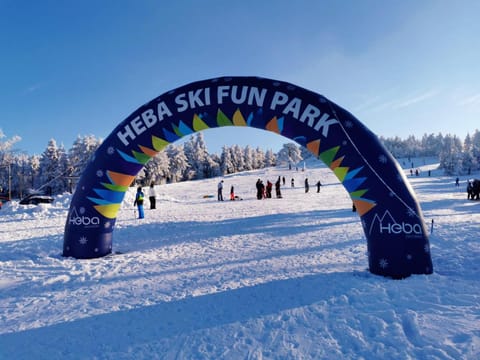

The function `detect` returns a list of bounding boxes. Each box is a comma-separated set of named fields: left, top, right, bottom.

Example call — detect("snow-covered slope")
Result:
left=0, top=158, right=479, bottom=359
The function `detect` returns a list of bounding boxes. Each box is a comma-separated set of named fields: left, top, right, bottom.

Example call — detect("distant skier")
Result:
left=218, top=180, right=224, bottom=201
left=256, top=179, right=264, bottom=200
left=148, top=182, right=156, bottom=209
left=266, top=180, right=273, bottom=198
left=316, top=180, right=322, bottom=193
left=133, top=186, right=145, bottom=219
left=275, top=176, right=282, bottom=198
left=305, top=178, right=309, bottom=193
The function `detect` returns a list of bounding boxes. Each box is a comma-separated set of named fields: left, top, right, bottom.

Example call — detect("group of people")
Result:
left=255, top=176, right=283, bottom=199
left=304, top=178, right=322, bottom=193
left=135, top=175, right=323, bottom=219
left=134, top=182, right=157, bottom=219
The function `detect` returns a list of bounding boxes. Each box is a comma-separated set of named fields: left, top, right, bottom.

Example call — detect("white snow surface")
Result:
left=0, top=158, right=479, bottom=359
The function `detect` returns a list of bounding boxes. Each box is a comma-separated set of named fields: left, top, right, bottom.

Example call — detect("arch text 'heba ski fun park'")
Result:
left=63, top=76, right=433, bottom=279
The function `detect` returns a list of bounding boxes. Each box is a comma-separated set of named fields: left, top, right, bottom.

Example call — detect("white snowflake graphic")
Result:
left=342, top=140, right=348, bottom=146
left=406, top=254, right=412, bottom=260
left=107, top=146, right=115, bottom=155
left=94, top=248, right=98, bottom=253
left=96, top=170, right=103, bottom=177
left=79, top=207, right=86, bottom=215
left=378, top=154, right=388, bottom=164
left=379, top=258, right=389, bottom=269
left=79, top=236, right=88, bottom=245
left=104, top=221, right=111, bottom=229
left=406, top=208, right=416, bottom=217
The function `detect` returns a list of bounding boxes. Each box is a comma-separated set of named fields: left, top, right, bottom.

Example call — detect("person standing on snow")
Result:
left=134, top=186, right=145, bottom=219
left=316, top=180, right=322, bottom=193
left=305, top=178, right=309, bottom=193
left=148, top=182, right=156, bottom=209
left=275, top=176, right=282, bottom=198
left=218, top=180, right=224, bottom=201
left=266, top=180, right=273, bottom=198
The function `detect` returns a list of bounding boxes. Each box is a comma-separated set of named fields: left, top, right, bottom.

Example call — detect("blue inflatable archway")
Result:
left=63, top=76, right=433, bottom=278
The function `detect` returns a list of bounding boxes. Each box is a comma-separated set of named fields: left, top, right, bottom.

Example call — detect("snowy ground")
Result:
left=0, top=158, right=479, bottom=359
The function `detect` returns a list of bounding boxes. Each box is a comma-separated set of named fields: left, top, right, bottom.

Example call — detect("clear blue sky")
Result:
left=1, top=0, right=479, bottom=155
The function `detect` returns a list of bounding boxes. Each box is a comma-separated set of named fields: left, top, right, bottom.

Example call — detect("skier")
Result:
left=316, top=180, right=322, bottom=193
left=275, top=176, right=282, bottom=198
left=266, top=180, right=273, bottom=198
left=133, top=186, right=145, bottom=219
left=148, top=182, right=156, bottom=209
left=218, top=180, right=224, bottom=201
left=305, top=178, right=309, bottom=193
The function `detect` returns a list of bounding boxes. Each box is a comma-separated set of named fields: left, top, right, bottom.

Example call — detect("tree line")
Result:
left=1, top=129, right=479, bottom=198
left=379, top=130, right=480, bottom=175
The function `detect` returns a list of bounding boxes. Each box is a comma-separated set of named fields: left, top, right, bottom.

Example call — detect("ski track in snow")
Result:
left=0, top=158, right=479, bottom=359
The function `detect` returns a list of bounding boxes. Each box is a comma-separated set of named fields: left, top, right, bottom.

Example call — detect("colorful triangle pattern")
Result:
left=88, top=170, right=136, bottom=219
left=317, top=145, right=377, bottom=216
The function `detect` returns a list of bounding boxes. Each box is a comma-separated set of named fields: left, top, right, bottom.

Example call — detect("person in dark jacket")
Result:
left=134, top=186, right=145, bottom=219
left=275, top=176, right=282, bottom=198
left=305, top=178, right=309, bottom=193
left=316, top=180, right=322, bottom=193
left=266, top=180, right=273, bottom=198
left=256, top=179, right=264, bottom=200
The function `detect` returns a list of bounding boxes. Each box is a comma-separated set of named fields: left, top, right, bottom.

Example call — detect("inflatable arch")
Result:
left=63, top=76, right=433, bottom=278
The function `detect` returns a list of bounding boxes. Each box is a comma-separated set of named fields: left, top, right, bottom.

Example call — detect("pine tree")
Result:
left=277, top=143, right=303, bottom=168
left=68, top=135, right=102, bottom=178
left=166, top=144, right=189, bottom=183
left=220, top=145, right=235, bottom=175
left=38, top=139, right=69, bottom=194
left=265, top=149, right=276, bottom=167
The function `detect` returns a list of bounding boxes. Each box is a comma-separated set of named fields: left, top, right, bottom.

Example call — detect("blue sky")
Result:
left=1, top=0, right=479, bottom=155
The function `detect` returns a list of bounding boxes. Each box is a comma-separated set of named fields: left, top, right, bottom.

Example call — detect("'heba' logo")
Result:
left=69, top=207, right=100, bottom=227
left=369, top=210, right=423, bottom=236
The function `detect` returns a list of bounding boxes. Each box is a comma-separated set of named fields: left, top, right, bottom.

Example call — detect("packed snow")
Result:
left=0, top=158, right=479, bottom=359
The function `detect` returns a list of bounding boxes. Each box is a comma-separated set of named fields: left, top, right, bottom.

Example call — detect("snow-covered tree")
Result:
left=166, top=144, right=189, bottom=183
left=461, top=133, right=477, bottom=174
left=243, top=145, right=254, bottom=171
left=265, top=149, right=276, bottom=167
left=439, top=134, right=463, bottom=175
left=142, top=150, right=170, bottom=185
left=37, top=139, right=69, bottom=194
left=471, top=129, right=480, bottom=171
left=277, top=143, right=302, bottom=168
left=220, top=145, right=235, bottom=175
left=183, top=133, right=212, bottom=179
left=68, top=135, right=102, bottom=178
left=0, top=129, right=22, bottom=195
left=253, top=147, right=266, bottom=169
left=229, top=145, right=244, bottom=172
